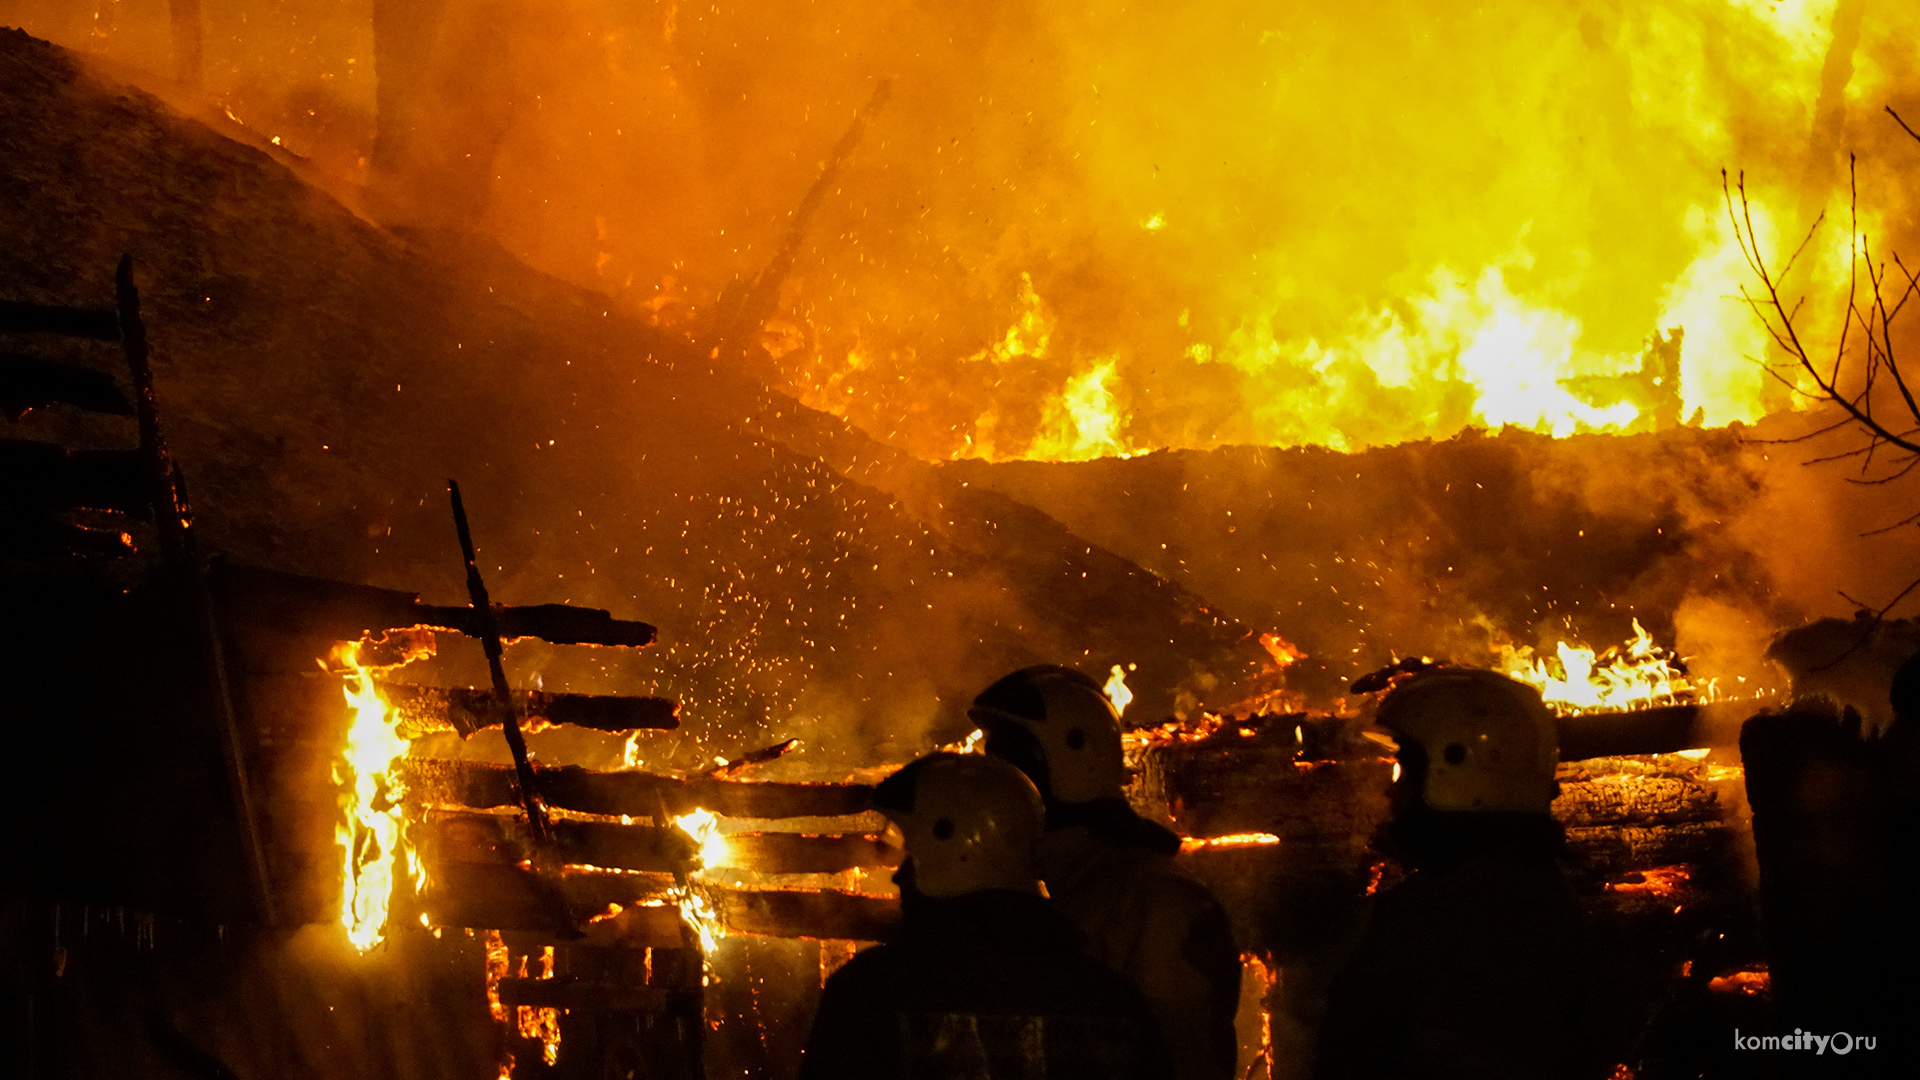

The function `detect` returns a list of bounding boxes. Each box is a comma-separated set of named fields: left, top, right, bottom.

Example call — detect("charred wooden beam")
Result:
left=1554, top=699, right=1765, bottom=760
left=0, top=506, right=136, bottom=557
left=404, top=758, right=875, bottom=820
left=423, top=862, right=900, bottom=941
left=722, top=832, right=901, bottom=875
left=496, top=978, right=682, bottom=1013
left=423, top=811, right=696, bottom=874
left=383, top=683, right=679, bottom=735
left=715, top=886, right=900, bottom=942
left=0, top=440, right=149, bottom=514
left=0, top=300, right=120, bottom=340
left=424, top=811, right=898, bottom=876
left=422, top=862, right=677, bottom=932
left=1561, top=821, right=1731, bottom=885
left=0, top=354, right=133, bottom=420
left=410, top=602, right=656, bottom=648
left=211, top=563, right=656, bottom=648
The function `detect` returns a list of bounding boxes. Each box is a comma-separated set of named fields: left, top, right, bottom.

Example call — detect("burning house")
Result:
left=4, top=2, right=1920, bottom=1078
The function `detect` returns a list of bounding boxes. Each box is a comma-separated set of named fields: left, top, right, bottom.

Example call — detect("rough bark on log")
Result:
left=1552, top=774, right=1719, bottom=828
left=382, top=683, right=679, bottom=735
left=1562, top=822, right=1731, bottom=883
left=403, top=758, right=874, bottom=820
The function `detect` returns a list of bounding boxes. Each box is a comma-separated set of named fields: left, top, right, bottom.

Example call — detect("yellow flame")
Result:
left=1026, top=358, right=1137, bottom=461
left=672, top=809, right=732, bottom=979
left=1104, top=663, right=1134, bottom=717
left=674, top=808, right=732, bottom=869
left=331, top=642, right=422, bottom=952
left=513, top=946, right=563, bottom=1066
left=1497, top=619, right=1713, bottom=714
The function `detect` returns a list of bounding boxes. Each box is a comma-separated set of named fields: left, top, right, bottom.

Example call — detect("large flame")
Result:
left=1497, top=619, right=1712, bottom=714
left=330, top=641, right=423, bottom=952
left=672, top=808, right=733, bottom=977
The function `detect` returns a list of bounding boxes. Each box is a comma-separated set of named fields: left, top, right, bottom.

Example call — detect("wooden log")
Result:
left=1555, top=700, right=1764, bottom=759
left=1551, top=774, right=1719, bottom=829
left=422, top=811, right=696, bottom=874
left=714, top=887, right=900, bottom=942
left=423, top=861, right=901, bottom=941
left=1561, top=821, right=1731, bottom=884
left=0, top=354, right=133, bottom=419
left=0, top=439, right=148, bottom=514
left=421, top=862, right=676, bottom=932
left=382, top=683, right=679, bottom=736
left=212, top=563, right=656, bottom=650
left=403, top=758, right=874, bottom=820
left=721, top=833, right=901, bottom=875
left=0, top=300, right=120, bottom=340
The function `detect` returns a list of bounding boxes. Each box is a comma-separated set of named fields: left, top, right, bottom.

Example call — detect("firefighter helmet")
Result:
left=873, top=753, right=1045, bottom=899
left=970, top=665, right=1128, bottom=805
left=1376, top=668, right=1559, bottom=814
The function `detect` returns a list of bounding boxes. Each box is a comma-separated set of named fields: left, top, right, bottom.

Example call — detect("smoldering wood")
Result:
left=212, top=562, right=656, bottom=648
left=0, top=440, right=149, bottom=513
left=382, top=683, right=680, bottom=736
left=1562, top=822, right=1732, bottom=884
left=404, top=758, right=876, bottom=820
left=0, top=354, right=133, bottom=419
left=706, top=738, right=799, bottom=778
left=1551, top=774, right=1719, bottom=828
left=714, top=886, right=900, bottom=942
left=0, top=505, right=136, bottom=557
left=0, top=300, right=121, bottom=340
left=422, top=811, right=697, bottom=873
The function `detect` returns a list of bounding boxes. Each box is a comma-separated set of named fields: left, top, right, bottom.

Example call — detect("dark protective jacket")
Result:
left=1314, top=813, right=1604, bottom=1080
left=1037, top=799, right=1243, bottom=1080
left=800, top=887, right=1173, bottom=1080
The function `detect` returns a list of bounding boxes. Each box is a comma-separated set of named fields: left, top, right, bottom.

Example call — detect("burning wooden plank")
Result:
left=403, top=758, right=875, bottom=820
left=381, top=683, right=679, bottom=735
left=422, top=862, right=678, bottom=933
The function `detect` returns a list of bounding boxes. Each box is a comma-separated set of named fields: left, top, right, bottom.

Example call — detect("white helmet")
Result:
left=873, top=753, right=1045, bottom=899
left=1376, top=668, right=1559, bottom=814
left=969, top=666, right=1127, bottom=805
